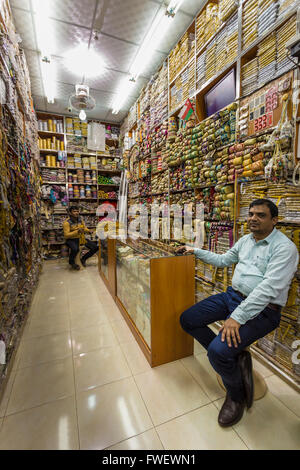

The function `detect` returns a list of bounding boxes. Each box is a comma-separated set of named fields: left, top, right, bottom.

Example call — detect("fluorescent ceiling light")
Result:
left=111, top=78, right=136, bottom=114
left=41, top=58, right=56, bottom=104
left=167, top=0, right=185, bottom=16
left=129, top=0, right=186, bottom=81
left=110, top=0, right=185, bottom=114
left=32, top=0, right=56, bottom=103
left=64, top=45, right=106, bottom=78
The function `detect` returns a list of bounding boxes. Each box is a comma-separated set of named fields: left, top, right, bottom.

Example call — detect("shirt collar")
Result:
left=250, top=228, right=278, bottom=244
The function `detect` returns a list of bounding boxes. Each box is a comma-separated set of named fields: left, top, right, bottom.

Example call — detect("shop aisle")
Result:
left=0, top=260, right=299, bottom=450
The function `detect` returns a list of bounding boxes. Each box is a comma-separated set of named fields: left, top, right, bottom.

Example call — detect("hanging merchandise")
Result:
left=87, top=121, right=105, bottom=151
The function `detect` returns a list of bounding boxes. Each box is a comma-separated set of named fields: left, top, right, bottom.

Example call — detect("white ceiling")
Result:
left=10, top=0, right=206, bottom=123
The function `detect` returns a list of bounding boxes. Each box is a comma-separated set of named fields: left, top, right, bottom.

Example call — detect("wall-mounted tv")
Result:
left=204, top=68, right=236, bottom=117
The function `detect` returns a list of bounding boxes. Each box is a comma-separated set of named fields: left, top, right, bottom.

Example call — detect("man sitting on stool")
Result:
left=63, top=206, right=98, bottom=270
left=177, top=199, right=298, bottom=427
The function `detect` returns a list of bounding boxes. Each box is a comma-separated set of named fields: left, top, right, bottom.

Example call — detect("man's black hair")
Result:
left=249, top=199, right=278, bottom=218
left=69, top=206, right=79, bottom=213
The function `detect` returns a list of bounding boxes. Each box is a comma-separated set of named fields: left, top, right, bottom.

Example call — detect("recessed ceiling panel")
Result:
left=11, top=8, right=36, bottom=50
left=89, top=89, right=115, bottom=108
left=85, top=69, right=127, bottom=94
left=10, top=0, right=30, bottom=10
left=48, top=0, right=97, bottom=28
left=158, top=10, right=195, bottom=54
left=23, top=50, right=41, bottom=79
left=30, top=76, right=44, bottom=96
left=98, top=0, right=160, bottom=45
left=47, top=20, right=91, bottom=57
left=141, top=50, right=165, bottom=79
left=179, top=0, right=206, bottom=17
left=55, top=82, right=75, bottom=100
left=92, top=34, right=138, bottom=74
left=45, top=98, right=70, bottom=114
left=105, top=109, right=127, bottom=124
left=52, top=56, right=84, bottom=87
left=32, top=95, right=47, bottom=112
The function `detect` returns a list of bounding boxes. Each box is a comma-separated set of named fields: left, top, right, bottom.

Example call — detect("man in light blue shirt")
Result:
left=178, top=199, right=299, bottom=427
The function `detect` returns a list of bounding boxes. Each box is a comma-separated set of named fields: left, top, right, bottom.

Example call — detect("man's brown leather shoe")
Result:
left=238, top=350, right=254, bottom=409
left=218, top=394, right=245, bottom=427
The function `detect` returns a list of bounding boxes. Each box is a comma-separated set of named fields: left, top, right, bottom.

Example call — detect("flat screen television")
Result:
left=204, top=68, right=236, bottom=117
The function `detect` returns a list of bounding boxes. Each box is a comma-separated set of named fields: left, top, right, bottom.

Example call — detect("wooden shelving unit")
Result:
left=38, top=112, right=122, bottom=258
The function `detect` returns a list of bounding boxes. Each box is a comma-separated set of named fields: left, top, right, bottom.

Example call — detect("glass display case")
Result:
left=100, top=239, right=109, bottom=280
left=98, top=239, right=116, bottom=297
left=114, top=239, right=195, bottom=367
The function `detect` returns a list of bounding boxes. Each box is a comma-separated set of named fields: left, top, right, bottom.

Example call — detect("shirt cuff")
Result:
left=230, top=306, right=248, bottom=325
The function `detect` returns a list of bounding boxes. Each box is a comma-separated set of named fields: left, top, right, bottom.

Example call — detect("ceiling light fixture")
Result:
left=111, top=0, right=185, bottom=114
left=32, top=0, right=56, bottom=103
left=64, top=45, right=106, bottom=79
left=79, top=110, right=87, bottom=121
left=111, top=78, right=137, bottom=115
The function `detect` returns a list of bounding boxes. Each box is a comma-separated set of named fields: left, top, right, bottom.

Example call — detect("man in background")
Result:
left=63, top=206, right=98, bottom=270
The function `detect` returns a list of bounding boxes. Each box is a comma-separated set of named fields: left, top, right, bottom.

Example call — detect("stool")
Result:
left=216, top=347, right=268, bottom=401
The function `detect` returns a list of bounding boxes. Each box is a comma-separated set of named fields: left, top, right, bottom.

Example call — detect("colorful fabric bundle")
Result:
left=258, top=33, right=277, bottom=86
left=258, top=1, right=278, bottom=37
left=242, top=58, right=258, bottom=96
left=276, top=15, right=297, bottom=76
left=242, top=0, right=259, bottom=50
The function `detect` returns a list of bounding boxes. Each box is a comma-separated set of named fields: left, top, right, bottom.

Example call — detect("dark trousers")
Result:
left=66, top=239, right=98, bottom=266
left=180, top=286, right=281, bottom=402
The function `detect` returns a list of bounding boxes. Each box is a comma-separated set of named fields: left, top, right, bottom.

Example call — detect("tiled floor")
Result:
left=0, top=259, right=299, bottom=450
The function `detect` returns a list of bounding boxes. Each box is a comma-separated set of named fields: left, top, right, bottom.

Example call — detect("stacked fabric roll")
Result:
left=241, top=58, right=258, bottom=96
left=242, top=0, right=259, bottom=50
left=276, top=15, right=297, bottom=76
left=205, top=3, right=219, bottom=44
left=258, top=33, right=277, bottom=86
left=196, top=8, right=206, bottom=52
left=219, top=0, right=238, bottom=22
left=258, top=0, right=278, bottom=37
left=226, top=13, right=239, bottom=66
left=196, top=51, right=206, bottom=90
left=278, top=0, right=298, bottom=17
left=215, top=27, right=227, bottom=74
left=205, top=41, right=217, bottom=81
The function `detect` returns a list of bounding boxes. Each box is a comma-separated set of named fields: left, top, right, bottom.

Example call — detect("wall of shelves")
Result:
left=122, top=0, right=300, bottom=389
left=38, top=112, right=122, bottom=259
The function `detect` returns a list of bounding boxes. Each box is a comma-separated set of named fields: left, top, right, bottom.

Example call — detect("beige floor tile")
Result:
left=194, top=340, right=206, bottom=355
left=134, top=361, right=210, bottom=426
left=17, top=332, right=72, bottom=368
left=108, top=429, right=164, bottom=450
left=0, top=396, right=79, bottom=450
left=23, top=313, right=70, bottom=339
left=69, top=297, right=100, bottom=314
left=74, top=345, right=132, bottom=392
left=252, top=357, right=274, bottom=378
left=111, top=319, right=135, bottom=343
left=70, top=306, right=109, bottom=330
left=0, top=371, right=16, bottom=418
left=156, top=404, right=248, bottom=450
left=30, top=299, right=70, bottom=319
left=181, top=354, right=226, bottom=402
left=71, top=323, right=118, bottom=355
left=77, top=377, right=153, bottom=450
left=265, top=375, right=300, bottom=418
left=214, top=392, right=300, bottom=450
left=7, top=357, right=75, bottom=415
left=120, top=340, right=151, bottom=376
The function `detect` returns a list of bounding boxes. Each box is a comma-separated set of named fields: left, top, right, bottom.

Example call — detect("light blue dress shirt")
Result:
left=194, top=228, right=299, bottom=325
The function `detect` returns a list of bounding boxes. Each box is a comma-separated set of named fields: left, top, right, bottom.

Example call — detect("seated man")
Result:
left=177, top=199, right=298, bottom=427
left=63, top=206, right=98, bottom=270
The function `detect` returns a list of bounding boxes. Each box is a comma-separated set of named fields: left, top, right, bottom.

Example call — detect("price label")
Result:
left=254, top=113, right=273, bottom=132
